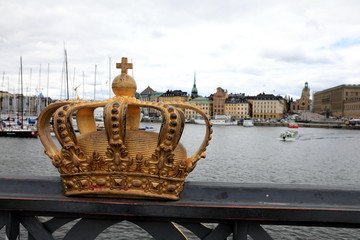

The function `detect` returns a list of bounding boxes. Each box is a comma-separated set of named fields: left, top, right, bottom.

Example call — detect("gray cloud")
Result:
left=261, top=48, right=336, bottom=65
left=1, top=0, right=360, bottom=100
left=241, top=68, right=263, bottom=76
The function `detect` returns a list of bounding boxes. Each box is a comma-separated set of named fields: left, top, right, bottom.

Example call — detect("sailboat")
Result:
left=0, top=57, right=38, bottom=138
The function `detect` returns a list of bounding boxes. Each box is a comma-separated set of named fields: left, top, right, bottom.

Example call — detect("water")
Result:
left=0, top=124, right=360, bottom=239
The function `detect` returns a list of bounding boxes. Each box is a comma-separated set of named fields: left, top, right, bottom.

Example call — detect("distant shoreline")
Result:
left=253, top=122, right=360, bottom=130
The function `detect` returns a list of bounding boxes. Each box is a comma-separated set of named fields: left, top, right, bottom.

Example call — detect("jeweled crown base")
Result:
left=62, top=172, right=184, bottom=200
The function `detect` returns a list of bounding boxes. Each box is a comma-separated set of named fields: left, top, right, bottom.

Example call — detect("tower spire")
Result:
left=193, top=72, right=196, bottom=87
left=191, top=72, right=198, bottom=99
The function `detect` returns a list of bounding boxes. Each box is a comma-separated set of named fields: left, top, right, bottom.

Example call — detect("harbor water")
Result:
left=0, top=123, right=360, bottom=239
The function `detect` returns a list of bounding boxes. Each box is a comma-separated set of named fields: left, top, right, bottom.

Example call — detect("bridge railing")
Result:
left=1, top=176, right=360, bottom=239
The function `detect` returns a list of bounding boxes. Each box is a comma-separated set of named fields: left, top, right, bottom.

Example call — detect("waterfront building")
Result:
left=290, top=82, right=312, bottom=113
left=224, top=93, right=250, bottom=119
left=139, top=86, right=155, bottom=116
left=159, top=90, right=189, bottom=115
left=252, top=93, right=284, bottom=119
left=139, top=86, right=155, bottom=101
left=158, top=90, right=189, bottom=103
left=1, top=91, right=51, bottom=117
left=313, top=84, right=360, bottom=118
left=212, top=87, right=228, bottom=116
left=139, top=86, right=164, bottom=117
left=0, top=91, right=12, bottom=115
left=185, top=97, right=212, bottom=120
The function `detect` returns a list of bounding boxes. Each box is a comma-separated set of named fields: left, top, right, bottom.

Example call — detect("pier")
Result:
left=1, top=176, right=360, bottom=239
left=253, top=121, right=360, bottom=129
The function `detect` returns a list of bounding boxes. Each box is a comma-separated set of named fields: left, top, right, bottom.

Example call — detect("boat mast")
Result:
left=94, top=64, right=97, bottom=100
left=37, top=64, right=41, bottom=116
left=46, top=63, right=50, bottom=106
left=82, top=72, right=85, bottom=100
left=60, top=59, right=64, bottom=100
left=28, top=68, right=32, bottom=115
left=20, top=56, right=24, bottom=129
left=64, top=48, right=69, bottom=100
left=1, top=72, right=4, bottom=117
left=72, top=67, right=76, bottom=99
left=7, top=77, right=10, bottom=117
left=109, top=57, right=111, bottom=98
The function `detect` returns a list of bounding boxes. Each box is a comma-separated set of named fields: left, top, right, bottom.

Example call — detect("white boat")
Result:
left=194, top=115, right=237, bottom=125
left=279, top=130, right=299, bottom=141
left=243, top=120, right=254, bottom=127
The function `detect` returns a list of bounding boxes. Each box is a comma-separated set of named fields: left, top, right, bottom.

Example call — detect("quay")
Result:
left=1, top=176, right=360, bottom=239
left=253, top=121, right=360, bottom=129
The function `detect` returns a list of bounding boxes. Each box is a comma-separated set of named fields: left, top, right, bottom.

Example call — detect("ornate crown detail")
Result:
left=38, top=57, right=212, bottom=200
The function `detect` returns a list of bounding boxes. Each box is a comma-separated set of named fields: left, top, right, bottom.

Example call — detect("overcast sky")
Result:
left=1, top=0, right=360, bottom=100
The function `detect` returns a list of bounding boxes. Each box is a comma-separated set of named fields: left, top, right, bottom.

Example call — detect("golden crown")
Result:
left=38, top=57, right=212, bottom=200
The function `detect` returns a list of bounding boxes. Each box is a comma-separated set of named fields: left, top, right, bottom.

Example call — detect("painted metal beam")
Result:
left=0, top=176, right=360, bottom=239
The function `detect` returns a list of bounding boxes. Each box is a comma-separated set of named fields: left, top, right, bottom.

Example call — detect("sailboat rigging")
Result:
left=0, top=57, right=38, bottom=138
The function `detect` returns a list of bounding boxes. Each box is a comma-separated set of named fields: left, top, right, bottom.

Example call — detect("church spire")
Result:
left=191, top=72, right=198, bottom=99
left=193, top=72, right=196, bottom=87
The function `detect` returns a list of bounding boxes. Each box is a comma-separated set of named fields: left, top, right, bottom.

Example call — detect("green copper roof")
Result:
left=190, top=97, right=212, bottom=104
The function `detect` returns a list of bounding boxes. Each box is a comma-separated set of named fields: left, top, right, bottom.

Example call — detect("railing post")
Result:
left=233, top=221, right=248, bottom=240
left=5, top=212, right=19, bottom=240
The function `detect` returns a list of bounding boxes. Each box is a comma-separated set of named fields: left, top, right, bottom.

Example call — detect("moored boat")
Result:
left=139, top=126, right=154, bottom=131
left=243, top=120, right=254, bottom=127
left=0, top=126, right=38, bottom=138
left=194, top=115, right=237, bottom=126
left=288, top=123, right=299, bottom=128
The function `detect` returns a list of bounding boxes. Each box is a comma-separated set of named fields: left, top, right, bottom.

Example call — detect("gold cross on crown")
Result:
left=116, top=57, right=133, bottom=74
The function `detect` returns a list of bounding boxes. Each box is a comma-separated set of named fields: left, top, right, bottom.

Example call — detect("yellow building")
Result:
left=224, top=94, right=250, bottom=119
left=252, top=93, right=284, bottom=119
left=313, top=84, right=360, bottom=118
left=158, top=90, right=189, bottom=115
left=158, top=90, right=189, bottom=103
left=185, top=97, right=212, bottom=120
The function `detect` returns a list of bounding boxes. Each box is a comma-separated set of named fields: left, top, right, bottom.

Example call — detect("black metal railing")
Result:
left=1, top=176, right=360, bottom=239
